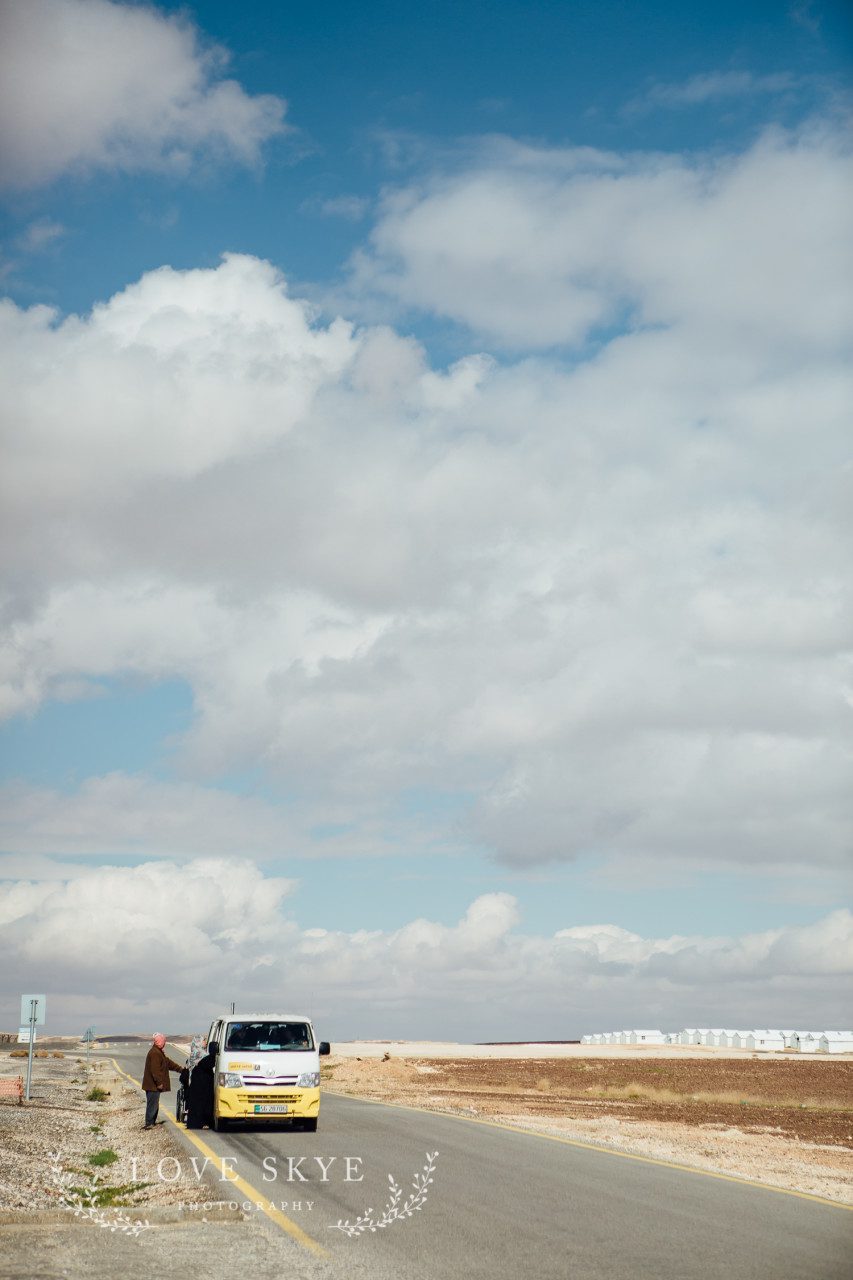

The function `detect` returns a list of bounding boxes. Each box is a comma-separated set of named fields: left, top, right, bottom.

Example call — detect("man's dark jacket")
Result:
left=142, top=1045, right=183, bottom=1092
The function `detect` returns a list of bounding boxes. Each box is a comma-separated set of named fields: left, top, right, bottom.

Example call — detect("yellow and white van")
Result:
left=205, top=1012, right=330, bottom=1131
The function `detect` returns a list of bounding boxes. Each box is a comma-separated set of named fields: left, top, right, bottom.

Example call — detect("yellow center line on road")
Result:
left=322, top=1089, right=853, bottom=1213
left=110, top=1054, right=330, bottom=1258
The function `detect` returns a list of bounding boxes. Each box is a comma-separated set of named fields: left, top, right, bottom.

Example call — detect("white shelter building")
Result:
left=746, top=1031, right=785, bottom=1051
left=629, top=1030, right=666, bottom=1045
left=819, top=1033, right=853, bottom=1054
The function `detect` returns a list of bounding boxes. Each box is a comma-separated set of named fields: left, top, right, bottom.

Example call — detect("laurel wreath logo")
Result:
left=328, top=1150, right=438, bottom=1237
left=48, top=1150, right=150, bottom=1237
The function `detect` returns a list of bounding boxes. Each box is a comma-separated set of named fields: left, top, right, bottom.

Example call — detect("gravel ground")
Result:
left=0, top=1051, right=214, bottom=1214
left=0, top=1215, right=348, bottom=1280
left=0, top=1051, right=360, bottom=1280
left=323, top=1053, right=853, bottom=1205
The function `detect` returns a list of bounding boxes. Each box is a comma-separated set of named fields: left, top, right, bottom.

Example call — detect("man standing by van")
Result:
left=142, top=1033, right=183, bottom=1129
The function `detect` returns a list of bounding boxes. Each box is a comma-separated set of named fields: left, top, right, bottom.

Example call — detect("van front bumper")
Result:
left=216, top=1085, right=320, bottom=1120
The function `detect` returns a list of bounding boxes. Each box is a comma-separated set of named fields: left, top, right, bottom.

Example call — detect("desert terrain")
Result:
left=322, top=1042, right=853, bottom=1203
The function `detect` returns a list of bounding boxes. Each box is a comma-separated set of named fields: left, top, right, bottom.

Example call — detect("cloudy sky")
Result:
left=1, top=0, right=851, bottom=1039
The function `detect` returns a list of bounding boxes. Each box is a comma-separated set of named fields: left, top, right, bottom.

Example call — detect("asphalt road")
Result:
left=104, top=1044, right=853, bottom=1280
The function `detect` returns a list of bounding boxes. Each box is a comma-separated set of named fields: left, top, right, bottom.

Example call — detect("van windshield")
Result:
left=224, top=1022, right=314, bottom=1052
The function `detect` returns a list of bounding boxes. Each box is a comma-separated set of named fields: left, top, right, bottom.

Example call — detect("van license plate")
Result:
left=254, top=1104, right=288, bottom=1113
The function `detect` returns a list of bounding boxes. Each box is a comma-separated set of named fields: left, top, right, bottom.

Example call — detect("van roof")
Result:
left=214, top=1012, right=313, bottom=1022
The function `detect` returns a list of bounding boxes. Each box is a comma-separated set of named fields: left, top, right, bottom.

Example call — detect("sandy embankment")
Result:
left=322, top=1043, right=853, bottom=1205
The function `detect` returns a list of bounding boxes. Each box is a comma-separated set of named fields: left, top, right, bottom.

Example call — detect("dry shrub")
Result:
left=9, top=1049, right=28, bottom=1059
left=583, top=1083, right=853, bottom=1111
left=585, top=1082, right=683, bottom=1104
left=689, top=1089, right=853, bottom=1111
left=535, top=1077, right=552, bottom=1092
left=689, top=1089, right=758, bottom=1106
left=52, top=1051, right=65, bottom=1058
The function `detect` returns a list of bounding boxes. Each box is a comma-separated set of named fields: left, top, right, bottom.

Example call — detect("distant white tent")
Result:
left=580, top=1026, right=844, bottom=1051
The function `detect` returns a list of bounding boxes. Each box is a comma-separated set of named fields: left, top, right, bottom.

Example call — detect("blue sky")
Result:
left=5, top=0, right=852, bottom=319
left=0, top=0, right=851, bottom=1036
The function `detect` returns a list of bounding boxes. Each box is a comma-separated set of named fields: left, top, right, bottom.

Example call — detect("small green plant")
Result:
left=89, top=1124, right=103, bottom=1134
left=66, top=1181, right=150, bottom=1208
left=85, top=1086, right=109, bottom=1102
left=87, top=1149, right=119, bottom=1168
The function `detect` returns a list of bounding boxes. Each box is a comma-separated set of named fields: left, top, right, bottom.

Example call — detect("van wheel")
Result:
left=213, top=1113, right=227, bottom=1132
left=302, top=1117, right=318, bottom=1132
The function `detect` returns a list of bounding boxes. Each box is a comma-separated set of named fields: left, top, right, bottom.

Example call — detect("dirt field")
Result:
left=322, top=1052, right=853, bottom=1204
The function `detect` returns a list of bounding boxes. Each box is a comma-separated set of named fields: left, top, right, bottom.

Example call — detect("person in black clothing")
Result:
left=185, top=1050, right=216, bottom=1129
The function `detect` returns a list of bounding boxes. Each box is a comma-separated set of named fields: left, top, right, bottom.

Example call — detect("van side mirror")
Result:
left=318, top=1041, right=330, bottom=1056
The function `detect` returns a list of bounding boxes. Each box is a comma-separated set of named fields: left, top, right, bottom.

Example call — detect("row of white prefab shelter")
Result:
left=580, top=1029, right=853, bottom=1053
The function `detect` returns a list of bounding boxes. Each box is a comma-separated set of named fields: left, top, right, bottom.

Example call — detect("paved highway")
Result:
left=104, top=1044, right=852, bottom=1280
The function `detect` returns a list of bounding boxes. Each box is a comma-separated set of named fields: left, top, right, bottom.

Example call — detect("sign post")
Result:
left=20, top=995, right=46, bottom=1101
left=82, top=1026, right=96, bottom=1071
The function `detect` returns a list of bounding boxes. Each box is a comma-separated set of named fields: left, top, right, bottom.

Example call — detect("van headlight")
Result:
left=297, top=1071, right=320, bottom=1088
left=218, top=1072, right=243, bottom=1088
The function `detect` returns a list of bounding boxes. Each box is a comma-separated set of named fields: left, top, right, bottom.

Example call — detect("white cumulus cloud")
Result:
left=0, top=0, right=287, bottom=189
left=0, top=239, right=850, bottom=875
left=353, top=125, right=853, bottom=350
left=0, top=861, right=849, bottom=1036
